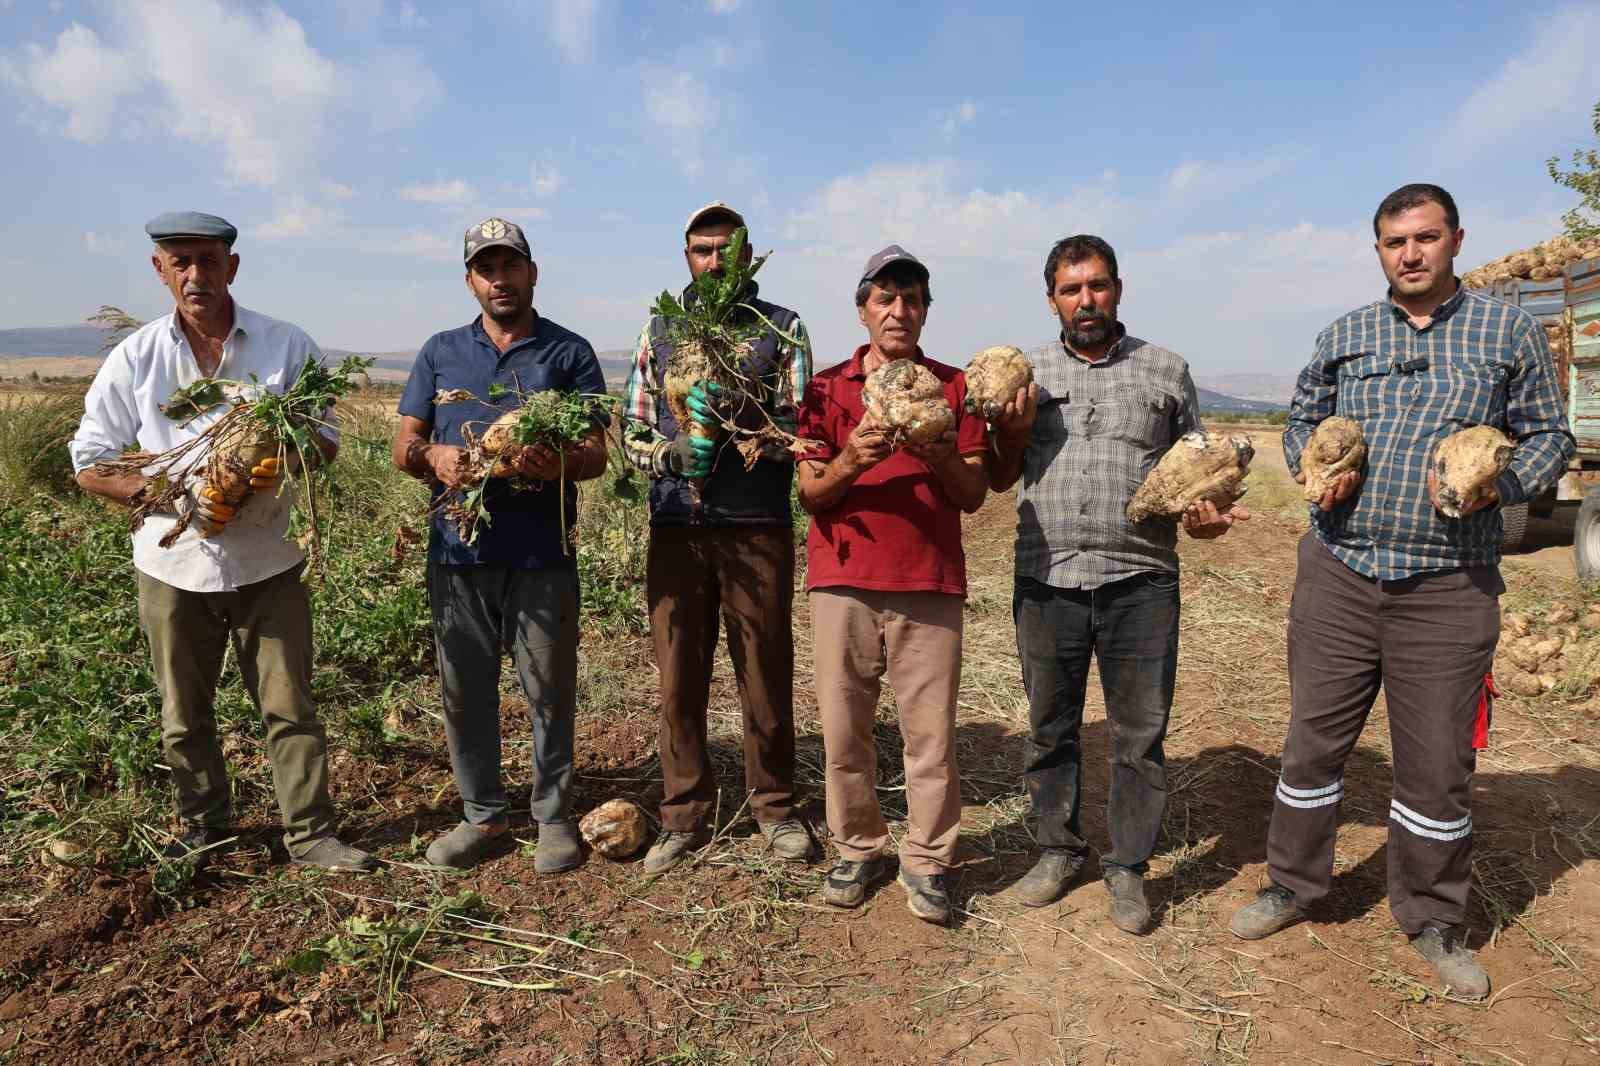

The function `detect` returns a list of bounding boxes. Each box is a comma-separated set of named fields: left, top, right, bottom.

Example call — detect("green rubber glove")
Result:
left=668, top=434, right=716, bottom=477
left=686, top=381, right=729, bottom=426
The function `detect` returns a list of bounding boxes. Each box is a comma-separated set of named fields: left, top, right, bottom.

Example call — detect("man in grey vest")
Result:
left=622, top=202, right=819, bottom=874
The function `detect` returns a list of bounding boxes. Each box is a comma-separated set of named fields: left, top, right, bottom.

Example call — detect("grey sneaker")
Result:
left=1014, top=850, right=1084, bottom=907
left=758, top=819, right=820, bottom=862
left=534, top=819, right=584, bottom=874
left=1229, top=883, right=1304, bottom=941
left=1411, top=924, right=1489, bottom=1000
left=897, top=869, right=952, bottom=925
left=1104, top=868, right=1151, bottom=934
left=821, top=857, right=888, bottom=908
left=293, top=836, right=379, bottom=872
left=642, top=827, right=711, bottom=876
left=425, top=821, right=508, bottom=870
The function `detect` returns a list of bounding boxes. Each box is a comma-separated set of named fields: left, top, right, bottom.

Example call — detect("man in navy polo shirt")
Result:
left=392, top=217, right=608, bottom=872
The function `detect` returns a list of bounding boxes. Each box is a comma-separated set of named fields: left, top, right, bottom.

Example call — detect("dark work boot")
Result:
left=1104, top=867, right=1151, bottom=934
left=1014, top=850, right=1084, bottom=908
left=1229, top=883, right=1304, bottom=940
left=1411, top=924, right=1489, bottom=1000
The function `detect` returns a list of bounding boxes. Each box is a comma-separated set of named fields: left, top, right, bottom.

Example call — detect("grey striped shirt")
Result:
left=1014, top=332, right=1201, bottom=590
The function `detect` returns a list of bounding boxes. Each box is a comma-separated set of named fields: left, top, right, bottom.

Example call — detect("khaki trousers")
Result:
left=810, top=588, right=962, bottom=875
left=136, top=564, right=336, bottom=854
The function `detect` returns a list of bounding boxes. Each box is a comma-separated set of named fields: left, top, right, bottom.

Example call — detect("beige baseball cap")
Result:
left=684, top=201, right=747, bottom=240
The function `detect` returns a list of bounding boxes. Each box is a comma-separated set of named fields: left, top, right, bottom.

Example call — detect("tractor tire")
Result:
left=1576, top=490, right=1600, bottom=583
left=1500, top=502, right=1529, bottom=551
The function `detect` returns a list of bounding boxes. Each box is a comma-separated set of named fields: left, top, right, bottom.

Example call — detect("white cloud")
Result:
left=1449, top=5, right=1600, bottom=153
left=255, top=199, right=341, bottom=240
left=17, top=23, right=141, bottom=141
left=397, top=1, right=426, bottom=28
left=83, top=230, right=127, bottom=256
left=359, top=229, right=459, bottom=262
left=546, top=0, right=601, bottom=63
left=1163, top=151, right=1299, bottom=201
left=11, top=3, right=442, bottom=188
left=323, top=180, right=357, bottom=199
left=352, top=45, right=442, bottom=131
left=530, top=162, right=563, bottom=198
left=938, top=99, right=977, bottom=141
left=132, top=1, right=338, bottom=187
left=642, top=69, right=716, bottom=175
left=400, top=179, right=475, bottom=204
left=707, top=0, right=744, bottom=11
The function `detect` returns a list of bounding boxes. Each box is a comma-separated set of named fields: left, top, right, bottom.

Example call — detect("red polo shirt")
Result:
left=797, top=346, right=987, bottom=595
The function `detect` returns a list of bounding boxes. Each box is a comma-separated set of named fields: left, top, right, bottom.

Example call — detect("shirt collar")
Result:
left=843, top=343, right=926, bottom=381
left=472, top=311, right=543, bottom=352
left=164, top=300, right=248, bottom=343
left=1058, top=322, right=1128, bottom=365
left=1387, top=279, right=1466, bottom=325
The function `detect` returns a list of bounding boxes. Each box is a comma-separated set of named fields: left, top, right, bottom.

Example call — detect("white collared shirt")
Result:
left=70, top=302, right=336, bottom=592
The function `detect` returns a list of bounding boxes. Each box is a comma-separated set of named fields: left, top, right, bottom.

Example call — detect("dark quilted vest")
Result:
left=647, top=287, right=798, bottom=527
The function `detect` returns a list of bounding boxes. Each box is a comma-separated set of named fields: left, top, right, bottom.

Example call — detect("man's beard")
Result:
left=1064, top=309, right=1115, bottom=349
left=484, top=294, right=530, bottom=324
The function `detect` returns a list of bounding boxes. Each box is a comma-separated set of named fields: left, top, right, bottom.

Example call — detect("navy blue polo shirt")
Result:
left=398, top=314, right=609, bottom=568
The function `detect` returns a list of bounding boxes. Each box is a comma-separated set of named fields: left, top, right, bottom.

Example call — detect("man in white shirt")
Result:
left=70, top=211, right=375, bottom=872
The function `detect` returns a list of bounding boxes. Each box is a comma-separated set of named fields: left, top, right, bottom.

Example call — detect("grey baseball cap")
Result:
left=684, top=201, right=747, bottom=240
left=859, top=244, right=928, bottom=284
left=145, top=211, right=238, bottom=245
left=463, top=217, right=531, bottom=264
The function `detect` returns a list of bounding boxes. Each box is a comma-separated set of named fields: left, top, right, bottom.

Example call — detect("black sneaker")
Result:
left=1411, top=924, right=1489, bottom=1000
left=821, top=857, right=888, bottom=908
left=897, top=869, right=952, bottom=925
left=1228, top=883, right=1304, bottom=941
left=161, top=826, right=233, bottom=869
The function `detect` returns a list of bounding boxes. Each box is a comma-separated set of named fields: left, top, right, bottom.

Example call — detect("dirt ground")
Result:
left=3, top=433, right=1598, bottom=1065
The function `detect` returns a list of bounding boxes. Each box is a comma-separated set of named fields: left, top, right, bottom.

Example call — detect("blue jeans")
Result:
left=1013, top=571, right=1179, bottom=874
left=428, top=562, right=579, bottom=826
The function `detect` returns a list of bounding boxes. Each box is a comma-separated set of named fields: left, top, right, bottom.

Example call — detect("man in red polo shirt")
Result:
left=796, top=245, right=988, bottom=925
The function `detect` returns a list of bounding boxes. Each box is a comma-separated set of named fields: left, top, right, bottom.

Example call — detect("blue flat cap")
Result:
left=144, top=211, right=238, bottom=245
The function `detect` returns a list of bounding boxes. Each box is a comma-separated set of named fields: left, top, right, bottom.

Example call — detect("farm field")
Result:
left=0, top=400, right=1597, bottom=1065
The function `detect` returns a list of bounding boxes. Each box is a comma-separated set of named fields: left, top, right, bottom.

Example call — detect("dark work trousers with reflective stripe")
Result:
left=1266, top=533, right=1501, bottom=934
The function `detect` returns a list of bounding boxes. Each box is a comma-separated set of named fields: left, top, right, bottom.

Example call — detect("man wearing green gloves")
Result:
left=622, top=202, right=818, bottom=874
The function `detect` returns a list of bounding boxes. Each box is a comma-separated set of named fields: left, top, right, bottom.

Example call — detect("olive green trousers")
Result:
left=136, top=563, right=336, bottom=855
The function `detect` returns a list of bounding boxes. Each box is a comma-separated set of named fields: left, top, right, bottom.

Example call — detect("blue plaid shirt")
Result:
left=1283, top=284, right=1574, bottom=580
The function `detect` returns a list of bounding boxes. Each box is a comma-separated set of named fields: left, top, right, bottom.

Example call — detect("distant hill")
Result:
left=0, top=325, right=107, bottom=358
left=1196, top=387, right=1284, bottom=414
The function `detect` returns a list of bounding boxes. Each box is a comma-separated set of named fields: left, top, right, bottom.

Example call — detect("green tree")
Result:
left=1548, top=101, right=1600, bottom=241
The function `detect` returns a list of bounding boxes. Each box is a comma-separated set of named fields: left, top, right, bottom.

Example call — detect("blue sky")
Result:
left=2, top=0, right=1597, bottom=386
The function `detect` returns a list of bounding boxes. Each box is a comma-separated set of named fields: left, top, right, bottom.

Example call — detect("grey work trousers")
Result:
left=427, top=561, right=580, bottom=827
left=136, top=562, right=337, bottom=856
left=1267, top=533, right=1501, bottom=934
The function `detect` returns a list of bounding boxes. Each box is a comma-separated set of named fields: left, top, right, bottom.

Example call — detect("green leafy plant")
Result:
left=432, top=386, right=616, bottom=548
left=649, top=227, right=811, bottom=508
left=1549, top=101, right=1600, bottom=242
left=90, top=354, right=375, bottom=565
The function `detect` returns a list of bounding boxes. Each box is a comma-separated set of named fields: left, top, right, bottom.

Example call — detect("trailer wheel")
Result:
left=1576, top=490, right=1600, bottom=583
left=1500, top=502, right=1529, bottom=551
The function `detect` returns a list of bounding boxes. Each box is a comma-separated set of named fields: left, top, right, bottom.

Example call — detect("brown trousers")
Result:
left=811, top=588, right=963, bottom=875
left=649, top=525, right=797, bottom=831
left=1267, top=534, right=1501, bottom=934
left=136, top=563, right=336, bottom=855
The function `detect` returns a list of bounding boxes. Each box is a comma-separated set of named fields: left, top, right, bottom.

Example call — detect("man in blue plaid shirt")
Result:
left=1229, top=184, right=1575, bottom=1000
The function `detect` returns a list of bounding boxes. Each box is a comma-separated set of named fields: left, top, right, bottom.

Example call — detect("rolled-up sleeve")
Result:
left=69, top=346, right=139, bottom=472
left=1497, top=317, right=1576, bottom=506
left=1283, top=328, right=1338, bottom=478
